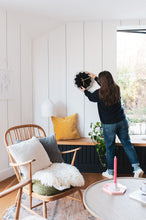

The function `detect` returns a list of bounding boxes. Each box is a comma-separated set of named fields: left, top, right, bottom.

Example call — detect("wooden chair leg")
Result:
left=15, top=188, right=22, bottom=220
left=78, top=189, right=85, bottom=209
left=29, top=194, right=32, bottom=209
left=29, top=173, right=32, bottom=209
left=14, top=190, right=19, bottom=207
left=43, top=201, right=47, bottom=218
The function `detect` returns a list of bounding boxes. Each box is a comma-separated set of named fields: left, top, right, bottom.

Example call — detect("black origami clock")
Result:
left=74, top=72, right=92, bottom=89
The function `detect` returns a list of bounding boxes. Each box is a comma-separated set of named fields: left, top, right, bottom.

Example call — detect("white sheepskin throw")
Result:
left=32, top=163, right=84, bottom=190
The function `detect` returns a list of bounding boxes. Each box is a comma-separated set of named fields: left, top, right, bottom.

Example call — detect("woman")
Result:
left=79, top=70, right=143, bottom=179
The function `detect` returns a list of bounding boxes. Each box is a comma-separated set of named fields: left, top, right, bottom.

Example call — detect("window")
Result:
left=117, top=29, right=146, bottom=135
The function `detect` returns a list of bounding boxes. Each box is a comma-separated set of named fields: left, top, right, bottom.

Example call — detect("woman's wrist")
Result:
left=88, top=72, right=96, bottom=79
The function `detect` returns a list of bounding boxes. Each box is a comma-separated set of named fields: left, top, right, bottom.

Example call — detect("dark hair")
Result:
left=74, top=72, right=91, bottom=88
left=98, top=71, right=120, bottom=106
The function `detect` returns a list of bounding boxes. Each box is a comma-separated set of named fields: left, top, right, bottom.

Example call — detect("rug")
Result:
left=2, top=192, right=96, bottom=220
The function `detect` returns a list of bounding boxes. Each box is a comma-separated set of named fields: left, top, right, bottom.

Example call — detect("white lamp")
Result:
left=41, top=99, right=54, bottom=117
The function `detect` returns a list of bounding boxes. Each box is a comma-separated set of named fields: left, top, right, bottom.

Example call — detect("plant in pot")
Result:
left=88, top=122, right=106, bottom=168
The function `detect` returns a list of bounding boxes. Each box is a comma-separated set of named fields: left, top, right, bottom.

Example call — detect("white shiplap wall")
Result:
left=66, top=23, right=84, bottom=136
left=33, top=19, right=146, bottom=138
left=0, top=9, right=33, bottom=181
left=0, top=9, right=8, bottom=175
left=33, top=20, right=119, bottom=137
left=84, top=21, right=102, bottom=135
left=33, top=35, right=49, bottom=134
left=49, top=25, right=66, bottom=118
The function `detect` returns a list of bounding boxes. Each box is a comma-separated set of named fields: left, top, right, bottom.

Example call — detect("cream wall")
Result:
left=0, top=9, right=33, bottom=181
left=33, top=19, right=146, bottom=138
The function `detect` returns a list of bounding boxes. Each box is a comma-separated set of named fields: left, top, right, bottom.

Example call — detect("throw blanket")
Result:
left=32, top=163, right=85, bottom=190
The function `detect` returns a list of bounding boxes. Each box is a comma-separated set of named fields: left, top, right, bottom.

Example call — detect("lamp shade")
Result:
left=41, top=99, right=54, bottom=117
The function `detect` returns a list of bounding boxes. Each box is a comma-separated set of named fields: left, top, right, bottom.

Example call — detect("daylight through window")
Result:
left=117, top=30, right=146, bottom=135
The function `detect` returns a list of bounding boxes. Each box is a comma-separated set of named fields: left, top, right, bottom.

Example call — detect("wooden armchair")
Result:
left=4, top=124, right=85, bottom=219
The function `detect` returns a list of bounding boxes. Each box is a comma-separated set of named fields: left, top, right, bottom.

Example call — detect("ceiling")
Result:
left=0, top=0, right=146, bottom=21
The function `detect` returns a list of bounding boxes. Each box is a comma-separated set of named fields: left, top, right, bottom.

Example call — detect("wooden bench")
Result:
left=57, top=135, right=146, bottom=147
left=57, top=137, right=94, bottom=146
left=57, top=135, right=146, bottom=174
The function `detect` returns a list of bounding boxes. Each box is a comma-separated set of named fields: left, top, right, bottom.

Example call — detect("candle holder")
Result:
left=102, top=156, right=127, bottom=195
left=102, top=182, right=127, bottom=195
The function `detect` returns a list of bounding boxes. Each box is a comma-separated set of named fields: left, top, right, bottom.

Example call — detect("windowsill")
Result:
left=116, top=134, right=146, bottom=147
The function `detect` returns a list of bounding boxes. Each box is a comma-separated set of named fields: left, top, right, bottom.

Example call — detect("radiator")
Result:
left=58, top=145, right=146, bottom=174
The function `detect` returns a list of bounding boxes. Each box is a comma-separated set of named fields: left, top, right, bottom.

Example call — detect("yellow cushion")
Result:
left=51, top=113, right=80, bottom=140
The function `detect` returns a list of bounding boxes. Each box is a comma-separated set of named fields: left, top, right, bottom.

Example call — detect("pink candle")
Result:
left=114, top=156, right=117, bottom=184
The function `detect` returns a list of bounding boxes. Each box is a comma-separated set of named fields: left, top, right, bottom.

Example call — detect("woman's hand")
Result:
left=79, top=86, right=85, bottom=92
left=88, top=72, right=96, bottom=79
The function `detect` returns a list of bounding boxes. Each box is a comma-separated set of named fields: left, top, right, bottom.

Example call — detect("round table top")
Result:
left=83, top=177, right=146, bottom=220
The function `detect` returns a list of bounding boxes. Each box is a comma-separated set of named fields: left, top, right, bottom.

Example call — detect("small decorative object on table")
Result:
left=74, top=72, right=92, bottom=89
left=102, top=156, right=127, bottom=195
left=129, top=181, right=146, bottom=204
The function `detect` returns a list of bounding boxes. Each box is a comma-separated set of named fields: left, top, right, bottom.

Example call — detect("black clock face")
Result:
left=74, top=72, right=92, bottom=89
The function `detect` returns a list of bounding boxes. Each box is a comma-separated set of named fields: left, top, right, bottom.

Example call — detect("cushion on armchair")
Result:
left=22, top=177, right=66, bottom=196
left=15, top=134, right=64, bottom=163
left=8, top=137, right=52, bottom=178
left=39, top=135, right=64, bottom=163
left=32, top=163, right=84, bottom=191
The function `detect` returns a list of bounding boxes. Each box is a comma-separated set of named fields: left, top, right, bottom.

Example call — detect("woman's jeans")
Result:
left=103, top=118, right=139, bottom=171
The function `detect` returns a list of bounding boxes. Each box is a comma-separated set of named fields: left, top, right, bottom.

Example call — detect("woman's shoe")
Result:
left=102, top=170, right=113, bottom=179
left=134, top=168, right=144, bottom=178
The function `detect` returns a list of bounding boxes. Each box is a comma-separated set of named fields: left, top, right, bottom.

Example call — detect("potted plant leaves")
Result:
left=88, top=122, right=106, bottom=168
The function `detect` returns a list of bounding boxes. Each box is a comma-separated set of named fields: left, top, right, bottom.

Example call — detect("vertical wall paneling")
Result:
left=33, top=36, right=49, bottom=135
left=102, top=21, right=120, bottom=79
left=0, top=9, right=8, bottom=99
left=0, top=9, right=6, bottom=69
left=84, top=21, right=102, bottom=136
left=20, top=27, right=33, bottom=124
left=0, top=12, right=33, bottom=180
left=0, top=101, right=8, bottom=171
left=49, top=25, right=66, bottom=118
left=0, top=10, right=8, bottom=173
left=33, top=19, right=146, bottom=140
left=7, top=13, right=21, bottom=126
left=66, top=23, right=84, bottom=136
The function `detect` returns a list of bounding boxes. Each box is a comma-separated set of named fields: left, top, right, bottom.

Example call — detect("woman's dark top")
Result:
left=84, top=77, right=125, bottom=124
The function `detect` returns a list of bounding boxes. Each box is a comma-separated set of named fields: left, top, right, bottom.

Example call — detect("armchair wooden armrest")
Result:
left=0, top=179, right=31, bottom=198
left=10, top=159, right=36, bottom=167
left=61, top=147, right=82, bottom=165
left=10, top=159, right=35, bottom=194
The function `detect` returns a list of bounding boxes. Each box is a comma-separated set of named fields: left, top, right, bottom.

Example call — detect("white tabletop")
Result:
left=83, top=177, right=146, bottom=220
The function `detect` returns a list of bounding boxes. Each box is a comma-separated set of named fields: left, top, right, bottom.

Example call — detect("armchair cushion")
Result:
left=8, top=137, right=52, bottom=178
left=15, top=135, right=64, bottom=163
left=32, top=163, right=85, bottom=190
left=39, top=135, right=64, bottom=163
left=22, top=177, right=64, bottom=196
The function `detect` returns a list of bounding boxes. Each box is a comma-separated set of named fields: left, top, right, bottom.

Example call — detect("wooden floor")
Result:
left=0, top=175, right=18, bottom=218
left=0, top=173, right=144, bottom=219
